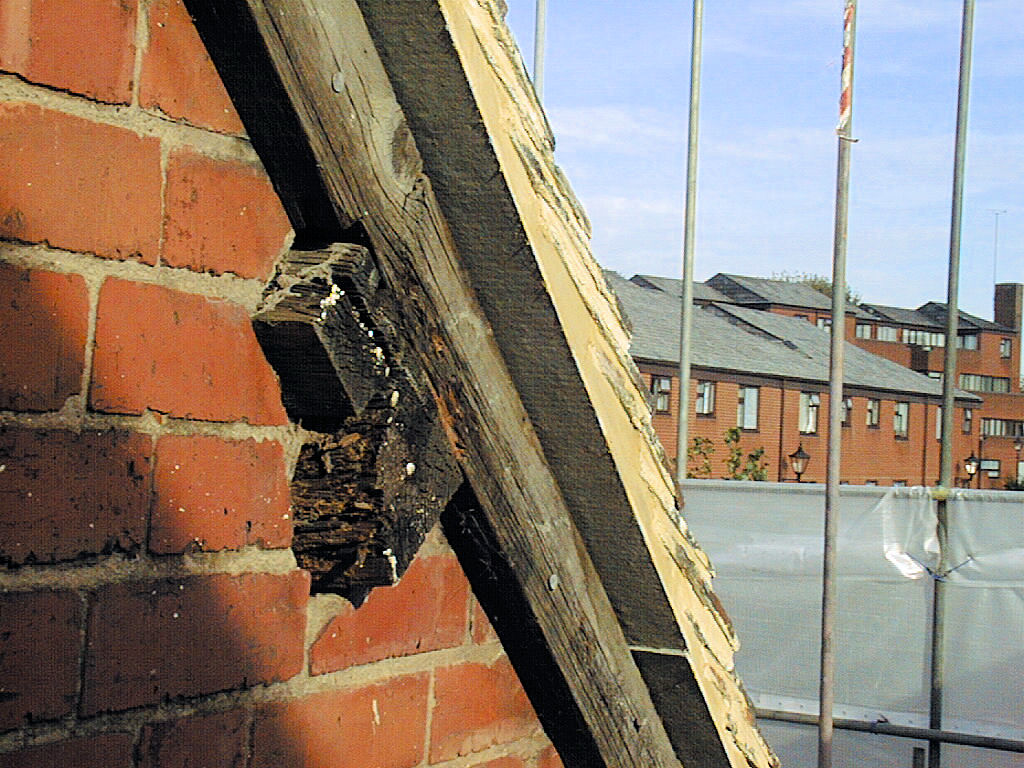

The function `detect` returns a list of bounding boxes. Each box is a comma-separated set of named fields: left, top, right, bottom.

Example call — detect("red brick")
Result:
left=537, top=745, right=564, bottom=768
left=252, top=675, right=428, bottom=768
left=0, top=0, right=136, bottom=103
left=90, top=280, right=288, bottom=425
left=430, top=658, right=541, bottom=763
left=471, top=597, right=499, bottom=645
left=0, top=428, right=151, bottom=565
left=0, top=264, right=89, bottom=411
left=81, top=571, right=308, bottom=714
left=151, top=435, right=291, bottom=554
left=0, top=103, right=162, bottom=263
left=140, top=0, right=245, bottom=135
left=310, top=554, right=468, bottom=674
left=0, top=733, right=134, bottom=768
left=162, top=147, right=290, bottom=279
left=140, top=710, right=249, bottom=768
left=0, top=590, right=83, bottom=730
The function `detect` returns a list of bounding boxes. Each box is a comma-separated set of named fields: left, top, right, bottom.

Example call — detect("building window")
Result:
left=799, top=392, right=820, bottom=434
left=695, top=380, right=715, bottom=415
left=936, top=406, right=942, bottom=440
left=958, top=373, right=1010, bottom=393
left=842, top=397, right=853, bottom=426
left=893, top=402, right=909, bottom=438
left=737, top=386, right=759, bottom=430
left=816, top=317, right=832, bottom=330
left=893, top=480, right=907, bottom=487
left=905, top=329, right=945, bottom=347
left=980, top=458, right=1000, bottom=478
left=866, top=398, right=880, bottom=427
left=981, top=418, right=1024, bottom=437
left=1001, top=338, right=1012, bottom=358
left=963, top=408, right=973, bottom=434
left=877, top=326, right=899, bottom=342
left=957, top=333, right=979, bottom=350
left=650, top=376, right=672, bottom=414
left=864, top=479, right=878, bottom=486
left=795, top=314, right=809, bottom=322
left=855, top=324, right=872, bottom=339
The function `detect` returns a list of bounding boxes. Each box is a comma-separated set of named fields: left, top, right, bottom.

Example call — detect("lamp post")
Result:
left=964, top=453, right=980, bottom=487
left=789, top=444, right=811, bottom=483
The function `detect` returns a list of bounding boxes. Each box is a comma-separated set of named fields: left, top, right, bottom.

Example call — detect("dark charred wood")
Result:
left=255, top=244, right=461, bottom=602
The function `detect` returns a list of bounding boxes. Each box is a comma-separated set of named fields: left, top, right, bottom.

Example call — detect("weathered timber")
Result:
left=254, top=244, right=461, bottom=600
left=188, top=1, right=682, bottom=765
left=358, top=3, right=774, bottom=766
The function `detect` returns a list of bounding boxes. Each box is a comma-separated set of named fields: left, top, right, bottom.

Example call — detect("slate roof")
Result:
left=858, top=303, right=935, bottom=327
left=916, top=301, right=1013, bottom=333
left=606, top=272, right=980, bottom=401
left=706, top=273, right=864, bottom=316
left=630, top=274, right=731, bottom=303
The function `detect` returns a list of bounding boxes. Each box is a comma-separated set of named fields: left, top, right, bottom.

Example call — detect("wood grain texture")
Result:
left=187, top=0, right=681, bottom=765
left=254, top=244, right=461, bottom=601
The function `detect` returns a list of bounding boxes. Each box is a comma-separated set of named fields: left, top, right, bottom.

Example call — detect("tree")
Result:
left=723, top=427, right=769, bottom=481
left=686, top=436, right=714, bottom=478
left=771, top=270, right=861, bottom=306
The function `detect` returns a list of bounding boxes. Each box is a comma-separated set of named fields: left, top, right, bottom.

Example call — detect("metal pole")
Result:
left=819, top=5, right=856, bottom=767
left=933, top=3, right=975, bottom=767
left=533, top=0, right=548, bottom=100
left=990, top=209, right=1006, bottom=289
left=676, top=0, right=703, bottom=486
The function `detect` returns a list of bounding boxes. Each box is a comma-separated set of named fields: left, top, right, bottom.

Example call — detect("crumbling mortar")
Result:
left=0, top=408, right=297, bottom=447
left=0, top=548, right=298, bottom=592
left=0, top=240, right=267, bottom=310
left=131, top=0, right=150, bottom=109
left=0, top=75, right=260, bottom=166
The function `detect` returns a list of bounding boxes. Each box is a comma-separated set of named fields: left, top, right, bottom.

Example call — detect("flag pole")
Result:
left=819, top=3, right=856, bottom=766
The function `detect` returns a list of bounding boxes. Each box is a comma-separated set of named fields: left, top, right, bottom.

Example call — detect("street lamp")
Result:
left=964, top=453, right=980, bottom=487
left=789, top=443, right=810, bottom=483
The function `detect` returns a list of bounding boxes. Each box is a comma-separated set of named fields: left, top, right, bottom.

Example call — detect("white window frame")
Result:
left=695, top=380, right=715, bottom=415
left=893, top=402, right=909, bottom=438
left=651, top=376, right=672, bottom=414
left=866, top=398, right=880, bottom=427
left=799, top=392, right=820, bottom=434
left=736, top=386, right=759, bottom=430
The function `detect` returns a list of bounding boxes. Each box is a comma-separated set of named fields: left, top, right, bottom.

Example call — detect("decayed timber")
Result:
left=359, top=2, right=773, bottom=766
left=254, top=244, right=461, bottom=600
left=188, top=0, right=773, bottom=765
left=189, top=1, right=680, bottom=765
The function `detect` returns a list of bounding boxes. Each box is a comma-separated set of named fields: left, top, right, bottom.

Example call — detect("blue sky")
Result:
left=504, top=1, right=1022, bottom=320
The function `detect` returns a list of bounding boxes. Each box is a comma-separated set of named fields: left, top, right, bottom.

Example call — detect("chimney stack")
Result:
left=994, top=283, right=1023, bottom=331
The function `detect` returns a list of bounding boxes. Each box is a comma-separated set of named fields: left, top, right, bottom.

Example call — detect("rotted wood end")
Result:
left=255, top=244, right=462, bottom=603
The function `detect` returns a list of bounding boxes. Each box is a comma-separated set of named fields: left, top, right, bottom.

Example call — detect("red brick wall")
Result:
left=643, top=365, right=978, bottom=486
left=0, top=3, right=561, bottom=767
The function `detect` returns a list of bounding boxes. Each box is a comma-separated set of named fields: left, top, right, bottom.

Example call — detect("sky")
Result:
left=504, top=0, right=1023, bottom=321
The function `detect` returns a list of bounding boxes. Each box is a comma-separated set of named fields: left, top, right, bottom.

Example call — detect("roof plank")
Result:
left=186, top=0, right=682, bottom=764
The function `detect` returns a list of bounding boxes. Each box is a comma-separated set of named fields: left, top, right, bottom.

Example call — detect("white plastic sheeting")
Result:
left=681, top=480, right=1023, bottom=768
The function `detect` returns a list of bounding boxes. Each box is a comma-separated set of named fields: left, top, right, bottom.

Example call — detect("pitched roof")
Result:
left=861, top=301, right=1014, bottom=334
left=606, top=272, right=980, bottom=401
left=916, top=302, right=1014, bottom=333
left=706, top=273, right=863, bottom=316
left=631, top=274, right=731, bottom=303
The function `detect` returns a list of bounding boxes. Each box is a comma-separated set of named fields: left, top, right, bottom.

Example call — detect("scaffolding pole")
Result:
left=676, top=0, right=703, bottom=486
left=533, top=0, right=547, bottom=100
left=933, top=3, right=975, bottom=767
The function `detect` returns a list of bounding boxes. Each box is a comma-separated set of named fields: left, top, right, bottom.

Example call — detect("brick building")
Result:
left=0, top=2, right=773, bottom=768
left=609, top=273, right=986, bottom=486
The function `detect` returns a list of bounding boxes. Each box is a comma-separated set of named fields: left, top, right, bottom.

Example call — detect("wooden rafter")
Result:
left=186, top=0, right=775, bottom=765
